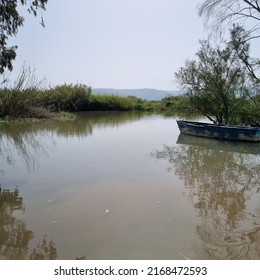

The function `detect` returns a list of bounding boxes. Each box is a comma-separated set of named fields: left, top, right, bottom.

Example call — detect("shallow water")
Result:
left=0, top=112, right=259, bottom=259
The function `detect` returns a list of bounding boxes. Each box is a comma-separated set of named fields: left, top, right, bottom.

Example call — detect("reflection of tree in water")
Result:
left=0, top=123, right=50, bottom=171
left=0, top=112, right=146, bottom=170
left=0, top=187, right=57, bottom=259
left=153, top=142, right=260, bottom=259
left=0, top=112, right=144, bottom=259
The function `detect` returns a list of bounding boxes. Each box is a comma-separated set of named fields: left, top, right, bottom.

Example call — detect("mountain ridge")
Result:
left=92, top=88, right=182, bottom=101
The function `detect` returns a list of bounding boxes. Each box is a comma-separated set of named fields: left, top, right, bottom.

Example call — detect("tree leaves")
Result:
left=0, top=0, right=48, bottom=74
left=174, top=27, right=257, bottom=125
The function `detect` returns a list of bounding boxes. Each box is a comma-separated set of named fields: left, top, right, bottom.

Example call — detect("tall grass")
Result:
left=159, top=95, right=192, bottom=111
left=85, top=94, right=145, bottom=111
left=0, top=67, right=51, bottom=118
left=39, top=84, right=91, bottom=112
left=0, top=67, right=195, bottom=120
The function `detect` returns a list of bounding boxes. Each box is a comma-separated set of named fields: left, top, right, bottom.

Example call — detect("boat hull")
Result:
left=176, top=120, right=260, bottom=142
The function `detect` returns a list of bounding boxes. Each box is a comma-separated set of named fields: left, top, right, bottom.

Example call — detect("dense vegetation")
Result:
left=0, top=79, right=192, bottom=120
left=2, top=69, right=257, bottom=123
left=0, top=0, right=48, bottom=74
left=1, top=1, right=259, bottom=124
left=175, top=25, right=260, bottom=126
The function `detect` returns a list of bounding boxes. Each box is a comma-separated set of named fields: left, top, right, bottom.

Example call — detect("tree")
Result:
left=198, top=1, right=260, bottom=89
left=228, top=24, right=260, bottom=83
left=198, top=1, right=260, bottom=123
left=228, top=25, right=260, bottom=125
left=198, top=0, right=260, bottom=39
left=175, top=34, right=246, bottom=125
left=0, top=0, right=48, bottom=74
left=175, top=26, right=260, bottom=125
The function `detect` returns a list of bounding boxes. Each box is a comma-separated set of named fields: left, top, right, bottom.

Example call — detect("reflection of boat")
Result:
left=177, top=133, right=260, bottom=154
left=176, top=120, right=260, bottom=142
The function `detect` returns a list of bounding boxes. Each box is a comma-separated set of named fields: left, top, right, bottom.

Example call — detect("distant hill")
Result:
left=92, top=88, right=182, bottom=101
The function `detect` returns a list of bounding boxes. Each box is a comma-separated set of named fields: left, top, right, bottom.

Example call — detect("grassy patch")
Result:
left=85, top=93, right=145, bottom=111
left=1, top=68, right=195, bottom=120
left=39, top=84, right=91, bottom=112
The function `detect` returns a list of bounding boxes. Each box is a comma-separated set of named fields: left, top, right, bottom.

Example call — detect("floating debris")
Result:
left=179, top=252, right=190, bottom=260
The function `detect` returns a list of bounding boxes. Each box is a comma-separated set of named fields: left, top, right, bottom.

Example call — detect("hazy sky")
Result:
left=9, top=0, right=207, bottom=90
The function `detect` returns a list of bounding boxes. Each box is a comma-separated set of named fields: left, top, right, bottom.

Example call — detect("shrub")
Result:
left=86, top=94, right=143, bottom=111
left=39, top=84, right=91, bottom=112
left=160, top=95, right=192, bottom=111
left=0, top=67, right=46, bottom=118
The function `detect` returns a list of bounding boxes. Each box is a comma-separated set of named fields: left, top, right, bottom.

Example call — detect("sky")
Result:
left=8, top=0, right=208, bottom=90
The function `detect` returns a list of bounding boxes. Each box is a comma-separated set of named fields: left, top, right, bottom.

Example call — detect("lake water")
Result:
left=0, top=112, right=259, bottom=260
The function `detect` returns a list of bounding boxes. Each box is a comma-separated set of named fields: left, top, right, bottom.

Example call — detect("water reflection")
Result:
left=0, top=112, right=149, bottom=259
left=2, top=113, right=259, bottom=259
left=177, top=133, right=260, bottom=155
left=0, top=187, right=57, bottom=259
left=0, top=112, right=146, bottom=170
left=153, top=135, right=260, bottom=259
left=0, top=122, right=51, bottom=171
left=49, top=111, right=144, bottom=138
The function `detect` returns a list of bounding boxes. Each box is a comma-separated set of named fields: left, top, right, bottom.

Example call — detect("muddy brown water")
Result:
left=0, top=112, right=259, bottom=259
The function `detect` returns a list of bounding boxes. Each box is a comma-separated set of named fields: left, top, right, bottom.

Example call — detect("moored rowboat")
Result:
left=176, top=120, right=260, bottom=142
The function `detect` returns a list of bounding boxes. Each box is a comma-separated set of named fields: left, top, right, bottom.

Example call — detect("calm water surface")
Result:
left=0, top=112, right=259, bottom=259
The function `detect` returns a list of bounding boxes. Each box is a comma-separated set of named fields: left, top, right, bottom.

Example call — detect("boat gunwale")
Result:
left=177, top=120, right=260, bottom=131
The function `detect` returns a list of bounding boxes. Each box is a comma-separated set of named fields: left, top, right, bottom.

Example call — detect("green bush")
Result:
left=0, top=67, right=46, bottom=118
left=86, top=94, right=145, bottom=111
left=159, top=95, right=192, bottom=111
left=39, top=84, right=91, bottom=112
left=231, top=96, right=260, bottom=126
left=0, top=88, right=39, bottom=117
